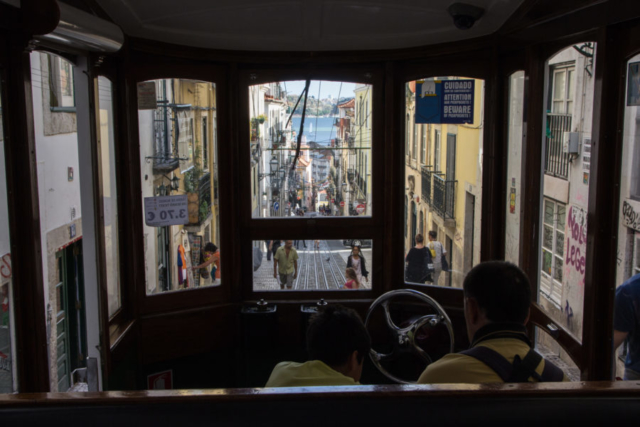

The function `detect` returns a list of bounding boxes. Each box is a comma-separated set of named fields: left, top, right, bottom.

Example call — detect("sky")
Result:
left=282, top=80, right=357, bottom=100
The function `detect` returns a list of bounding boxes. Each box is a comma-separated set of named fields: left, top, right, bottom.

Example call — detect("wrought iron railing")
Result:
left=545, top=113, right=572, bottom=179
left=421, top=166, right=433, bottom=205
left=198, top=172, right=212, bottom=223
left=431, top=173, right=456, bottom=220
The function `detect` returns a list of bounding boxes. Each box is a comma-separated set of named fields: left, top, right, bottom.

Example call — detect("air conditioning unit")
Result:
left=562, top=132, right=579, bottom=155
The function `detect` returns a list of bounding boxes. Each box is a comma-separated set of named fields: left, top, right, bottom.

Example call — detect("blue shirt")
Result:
left=614, top=274, right=640, bottom=372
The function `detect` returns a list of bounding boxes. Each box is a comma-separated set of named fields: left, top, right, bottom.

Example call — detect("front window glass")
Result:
left=249, top=81, right=372, bottom=218
left=403, top=77, right=484, bottom=287
left=253, top=239, right=372, bottom=291
left=137, top=79, right=220, bottom=295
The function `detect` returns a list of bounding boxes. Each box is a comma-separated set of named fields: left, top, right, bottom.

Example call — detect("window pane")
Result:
left=250, top=81, right=372, bottom=218
left=614, top=54, right=640, bottom=379
left=553, top=256, right=563, bottom=282
left=556, top=231, right=565, bottom=257
left=557, top=203, right=566, bottom=229
left=553, top=71, right=565, bottom=100
left=0, top=70, right=16, bottom=393
left=96, top=77, right=121, bottom=317
left=253, top=239, right=372, bottom=291
left=544, top=200, right=554, bottom=225
left=505, top=71, right=525, bottom=265
left=138, top=79, right=220, bottom=294
left=543, top=225, right=553, bottom=250
left=567, top=69, right=575, bottom=100
left=542, top=249, right=552, bottom=275
left=404, top=77, right=484, bottom=287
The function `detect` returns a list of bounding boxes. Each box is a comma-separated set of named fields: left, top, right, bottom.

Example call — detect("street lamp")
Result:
left=170, top=175, right=180, bottom=192
left=259, top=156, right=280, bottom=181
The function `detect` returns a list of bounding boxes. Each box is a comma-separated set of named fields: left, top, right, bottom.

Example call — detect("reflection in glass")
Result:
left=403, top=77, right=485, bottom=288
left=249, top=81, right=372, bottom=219
left=253, top=239, right=372, bottom=291
left=614, top=53, right=640, bottom=378
left=0, top=72, right=16, bottom=392
left=138, top=79, right=220, bottom=294
left=505, top=71, right=525, bottom=265
left=96, top=77, right=121, bottom=317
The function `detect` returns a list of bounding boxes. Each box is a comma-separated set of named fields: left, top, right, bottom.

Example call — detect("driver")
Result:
left=266, top=305, right=371, bottom=387
left=418, top=261, right=567, bottom=384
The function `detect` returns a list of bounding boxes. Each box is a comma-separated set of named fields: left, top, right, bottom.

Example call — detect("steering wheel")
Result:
left=365, top=289, right=454, bottom=384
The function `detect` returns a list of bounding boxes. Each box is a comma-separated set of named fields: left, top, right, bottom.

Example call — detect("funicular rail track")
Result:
left=292, top=240, right=348, bottom=290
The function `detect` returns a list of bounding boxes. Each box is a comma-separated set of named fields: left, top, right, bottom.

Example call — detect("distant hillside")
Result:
left=287, top=95, right=354, bottom=116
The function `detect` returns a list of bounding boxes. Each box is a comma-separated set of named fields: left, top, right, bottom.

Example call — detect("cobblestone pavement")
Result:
left=253, top=240, right=372, bottom=291
left=535, top=343, right=581, bottom=381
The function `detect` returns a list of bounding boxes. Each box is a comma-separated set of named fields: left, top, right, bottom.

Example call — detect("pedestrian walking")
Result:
left=427, top=231, right=447, bottom=285
left=347, top=244, right=369, bottom=287
left=274, top=240, right=298, bottom=290
left=405, top=233, right=431, bottom=283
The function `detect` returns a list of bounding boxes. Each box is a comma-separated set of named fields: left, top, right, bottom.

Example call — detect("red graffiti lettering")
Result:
left=0, top=254, right=11, bottom=279
left=565, top=207, right=587, bottom=276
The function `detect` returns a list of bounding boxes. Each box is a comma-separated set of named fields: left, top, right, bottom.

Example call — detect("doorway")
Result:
left=55, top=240, right=87, bottom=391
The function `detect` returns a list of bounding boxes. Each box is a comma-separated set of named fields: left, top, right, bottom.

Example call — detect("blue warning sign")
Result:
left=416, top=79, right=475, bottom=124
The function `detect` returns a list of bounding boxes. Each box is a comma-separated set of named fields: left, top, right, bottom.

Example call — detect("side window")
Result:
left=614, top=54, right=640, bottom=379
left=404, top=77, right=484, bottom=288
left=535, top=43, right=595, bottom=374
left=138, top=79, right=220, bottom=295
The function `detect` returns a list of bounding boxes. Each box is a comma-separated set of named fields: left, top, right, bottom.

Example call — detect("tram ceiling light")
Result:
left=448, top=2, right=484, bottom=30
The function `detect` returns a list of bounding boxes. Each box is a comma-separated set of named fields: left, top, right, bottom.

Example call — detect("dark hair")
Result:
left=463, top=261, right=531, bottom=324
left=204, top=242, right=217, bottom=253
left=415, top=233, right=424, bottom=243
left=428, top=230, right=437, bottom=239
left=307, top=305, right=371, bottom=367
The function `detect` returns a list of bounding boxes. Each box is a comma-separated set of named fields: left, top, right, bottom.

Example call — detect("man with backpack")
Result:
left=418, top=261, right=567, bottom=383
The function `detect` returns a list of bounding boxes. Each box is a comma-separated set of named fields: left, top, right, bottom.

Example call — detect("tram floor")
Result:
left=253, top=240, right=372, bottom=291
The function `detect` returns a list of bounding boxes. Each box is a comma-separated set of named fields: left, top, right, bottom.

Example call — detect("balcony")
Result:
left=544, top=113, right=572, bottom=180
left=421, top=167, right=456, bottom=222
left=184, top=172, right=212, bottom=229
left=421, top=166, right=433, bottom=204
left=432, top=174, right=456, bottom=221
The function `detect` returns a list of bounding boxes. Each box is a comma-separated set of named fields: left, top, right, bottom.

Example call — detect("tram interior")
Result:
left=1, top=0, right=640, bottom=424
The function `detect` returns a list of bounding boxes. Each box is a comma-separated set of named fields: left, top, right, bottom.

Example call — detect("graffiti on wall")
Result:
left=622, top=200, right=640, bottom=232
left=565, top=206, right=587, bottom=278
left=0, top=254, right=10, bottom=280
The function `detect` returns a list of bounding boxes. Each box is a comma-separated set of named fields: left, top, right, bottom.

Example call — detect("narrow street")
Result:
left=254, top=240, right=372, bottom=291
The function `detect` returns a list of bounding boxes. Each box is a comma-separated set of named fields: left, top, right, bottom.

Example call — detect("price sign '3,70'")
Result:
left=144, top=195, right=190, bottom=227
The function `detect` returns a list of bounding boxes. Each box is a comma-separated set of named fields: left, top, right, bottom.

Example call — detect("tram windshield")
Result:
left=249, top=81, right=373, bottom=218
left=253, top=239, right=372, bottom=291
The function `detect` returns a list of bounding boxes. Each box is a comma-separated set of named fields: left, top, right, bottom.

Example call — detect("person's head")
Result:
left=284, top=240, right=293, bottom=249
left=204, top=243, right=217, bottom=254
left=307, top=305, right=371, bottom=382
left=345, top=267, right=358, bottom=281
left=351, top=245, right=361, bottom=256
left=428, top=230, right=437, bottom=241
left=415, top=234, right=424, bottom=244
left=462, top=261, right=531, bottom=342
